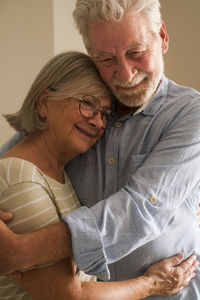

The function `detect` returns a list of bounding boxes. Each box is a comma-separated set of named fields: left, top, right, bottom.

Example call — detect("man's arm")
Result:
left=0, top=132, right=25, bottom=156
left=0, top=210, right=197, bottom=299
left=64, top=95, right=200, bottom=279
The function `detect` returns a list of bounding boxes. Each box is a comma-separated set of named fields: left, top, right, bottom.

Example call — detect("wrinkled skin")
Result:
left=144, top=253, right=198, bottom=296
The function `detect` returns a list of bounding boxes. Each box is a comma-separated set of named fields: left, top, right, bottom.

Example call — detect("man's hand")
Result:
left=0, top=210, right=20, bottom=277
left=0, top=210, right=23, bottom=279
left=0, top=209, right=13, bottom=223
left=0, top=219, right=21, bottom=275
left=145, top=253, right=198, bottom=296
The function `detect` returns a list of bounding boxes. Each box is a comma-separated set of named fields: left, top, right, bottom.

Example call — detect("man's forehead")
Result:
left=87, top=19, right=152, bottom=56
left=91, top=41, right=149, bottom=57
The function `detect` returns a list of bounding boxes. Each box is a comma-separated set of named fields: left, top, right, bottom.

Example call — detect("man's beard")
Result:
left=111, top=70, right=162, bottom=108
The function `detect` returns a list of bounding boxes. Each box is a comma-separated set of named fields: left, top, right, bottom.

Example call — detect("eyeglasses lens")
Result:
left=80, top=95, right=100, bottom=119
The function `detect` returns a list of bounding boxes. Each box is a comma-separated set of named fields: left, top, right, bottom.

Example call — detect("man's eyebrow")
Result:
left=92, top=43, right=148, bottom=58
left=92, top=52, right=113, bottom=58
left=127, top=42, right=147, bottom=50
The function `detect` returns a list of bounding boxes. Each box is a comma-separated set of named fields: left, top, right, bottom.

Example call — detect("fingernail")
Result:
left=15, top=272, right=22, bottom=279
left=1, top=212, right=13, bottom=219
left=9, top=271, right=22, bottom=280
left=177, top=253, right=184, bottom=259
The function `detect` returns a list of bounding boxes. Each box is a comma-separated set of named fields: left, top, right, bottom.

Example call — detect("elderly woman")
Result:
left=0, top=51, right=197, bottom=300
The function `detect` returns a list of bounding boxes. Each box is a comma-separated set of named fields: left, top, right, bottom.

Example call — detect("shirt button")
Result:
left=115, top=122, right=122, bottom=128
left=150, top=196, right=157, bottom=204
left=108, top=157, right=115, bottom=165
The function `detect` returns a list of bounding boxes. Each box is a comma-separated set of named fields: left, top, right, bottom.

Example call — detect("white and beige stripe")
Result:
left=0, top=157, right=94, bottom=300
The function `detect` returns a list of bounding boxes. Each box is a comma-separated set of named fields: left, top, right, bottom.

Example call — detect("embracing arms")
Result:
left=0, top=174, right=197, bottom=299
left=1, top=103, right=200, bottom=290
left=0, top=217, right=72, bottom=275
left=16, top=253, right=198, bottom=300
left=0, top=213, right=197, bottom=300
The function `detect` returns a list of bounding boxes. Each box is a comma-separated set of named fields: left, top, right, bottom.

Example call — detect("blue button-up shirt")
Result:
left=1, top=76, right=200, bottom=299
left=64, top=76, right=200, bottom=298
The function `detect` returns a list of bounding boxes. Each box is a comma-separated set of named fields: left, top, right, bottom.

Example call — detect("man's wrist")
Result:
left=141, top=275, right=154, bottom=297
left=143, top=274, right=157, bottom=296
left=129, top=275, right=153, bottom=299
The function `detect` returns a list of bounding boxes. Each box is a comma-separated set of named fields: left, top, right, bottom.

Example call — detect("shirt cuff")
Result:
left=62, top=206, right=110, bottom=281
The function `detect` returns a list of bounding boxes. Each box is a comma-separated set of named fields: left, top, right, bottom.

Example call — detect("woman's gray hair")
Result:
left=73, top=0, right=161, bottom=52
left=4, top=51, right=113, bottom=133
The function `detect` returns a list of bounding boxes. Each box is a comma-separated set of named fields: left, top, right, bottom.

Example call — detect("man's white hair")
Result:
left=73, top=0, right=161, bottom=52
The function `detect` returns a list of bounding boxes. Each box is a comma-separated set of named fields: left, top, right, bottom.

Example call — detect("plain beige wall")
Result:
left=52, top=0, right=85, bottom=54
left=160, top=0, right=200, bottom=90
left=1, top=0, right=200, bottom=145
left=0, top=0, right=54, bottom=143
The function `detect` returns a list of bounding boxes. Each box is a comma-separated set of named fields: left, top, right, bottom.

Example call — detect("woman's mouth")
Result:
left=75, top=125, right=97, bottom=138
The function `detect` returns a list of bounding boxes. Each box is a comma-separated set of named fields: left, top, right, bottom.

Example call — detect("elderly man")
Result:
left=1, top=0, right=200, bottom=299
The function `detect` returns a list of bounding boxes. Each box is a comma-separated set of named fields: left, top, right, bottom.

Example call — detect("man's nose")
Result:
left=114, top=58, right=137, bottom=83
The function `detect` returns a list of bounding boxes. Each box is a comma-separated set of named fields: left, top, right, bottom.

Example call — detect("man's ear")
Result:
left=36, top=89, right=49, bottom=118
left=159, top=20, right=169, bottom=54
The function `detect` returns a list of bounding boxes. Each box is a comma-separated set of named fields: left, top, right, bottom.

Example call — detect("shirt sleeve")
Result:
left=0, top=181, right=60, bottom=233
left=62, top=98, right=200, bottom=280
left=0, top=181, right=61, bottom=268
left=0, top=132, right=25, bottom=156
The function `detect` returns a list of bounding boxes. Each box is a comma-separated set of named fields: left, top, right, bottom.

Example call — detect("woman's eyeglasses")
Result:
left=48, top=89, right=113, bottom=125
left=78, top=95, right=113, bottom=122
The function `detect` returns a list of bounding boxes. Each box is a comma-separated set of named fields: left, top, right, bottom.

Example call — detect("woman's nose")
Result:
left=88, top=111, right=106, bottom=129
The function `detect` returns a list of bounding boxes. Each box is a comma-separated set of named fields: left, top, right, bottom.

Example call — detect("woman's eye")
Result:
left=82, top=99, right=92, bottom=106
left=102, top=108, right=112, bottom=118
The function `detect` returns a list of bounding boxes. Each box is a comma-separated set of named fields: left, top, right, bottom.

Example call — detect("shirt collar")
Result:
left=141, top=74, right=169, bottom=116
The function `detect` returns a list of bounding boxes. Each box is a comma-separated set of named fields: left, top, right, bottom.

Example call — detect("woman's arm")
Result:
left=16, top=253, right=197, bottom=300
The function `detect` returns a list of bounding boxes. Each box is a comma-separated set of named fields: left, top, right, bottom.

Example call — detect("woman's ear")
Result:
left=159, top=20, right=169, bottom=54
left=36, top=89, right=49, bottom=118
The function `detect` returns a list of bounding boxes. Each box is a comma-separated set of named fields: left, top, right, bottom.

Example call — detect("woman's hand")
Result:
left=144, top=253, right=198, bottom=296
